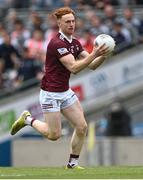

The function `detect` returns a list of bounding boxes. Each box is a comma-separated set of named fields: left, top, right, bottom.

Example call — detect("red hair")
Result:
left=53, top=7, right=75, bottom=20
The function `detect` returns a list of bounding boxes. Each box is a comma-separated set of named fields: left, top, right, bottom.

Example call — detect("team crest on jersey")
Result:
left=69, top=45, right=74, bottom=54
left=57, top=48, right=68, bottom=55
left=76, top=45, right=79, bottom=51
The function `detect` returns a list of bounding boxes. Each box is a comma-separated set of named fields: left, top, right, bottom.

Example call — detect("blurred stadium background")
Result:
left=0, top=0, right=143, bottom=167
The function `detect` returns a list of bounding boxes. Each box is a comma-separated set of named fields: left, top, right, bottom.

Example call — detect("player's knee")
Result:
left=76, top=122, right=87, bottom=136
left=48, top=131, right=61, bottom=141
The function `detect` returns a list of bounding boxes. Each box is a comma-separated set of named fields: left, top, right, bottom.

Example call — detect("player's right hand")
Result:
left=91, top=44, right=110, bottom=58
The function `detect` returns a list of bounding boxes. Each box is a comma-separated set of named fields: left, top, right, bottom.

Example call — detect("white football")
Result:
left=94, top=34, right=115, bottom=52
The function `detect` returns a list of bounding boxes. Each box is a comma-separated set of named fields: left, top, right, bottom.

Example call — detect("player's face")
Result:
left=58, top=13, right=75, bottom=37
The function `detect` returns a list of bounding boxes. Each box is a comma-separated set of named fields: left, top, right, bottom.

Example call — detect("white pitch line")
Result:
left=0, top=174, right=25, bottom=176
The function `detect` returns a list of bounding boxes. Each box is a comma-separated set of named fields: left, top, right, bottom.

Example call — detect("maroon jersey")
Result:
left=41, top=32, right=84, bottom=92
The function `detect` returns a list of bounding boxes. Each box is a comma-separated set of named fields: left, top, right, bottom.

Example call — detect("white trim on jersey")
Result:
left=59, top=30, right=73, bottom=43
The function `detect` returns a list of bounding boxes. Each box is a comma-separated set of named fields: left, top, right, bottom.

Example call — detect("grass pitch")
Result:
left=0, top=166, right=143, bottom=179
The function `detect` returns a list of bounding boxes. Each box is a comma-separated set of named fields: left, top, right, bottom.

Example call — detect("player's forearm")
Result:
left=71, top=54, right=96, bottom=74
left=88, top=56, right=106, bottom=70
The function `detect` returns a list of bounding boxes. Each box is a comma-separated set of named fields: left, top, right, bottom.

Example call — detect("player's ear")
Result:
left=57, top=19, right=61, bottom=26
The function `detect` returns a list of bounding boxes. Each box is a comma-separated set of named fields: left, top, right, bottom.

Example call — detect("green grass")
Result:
left=0, top=166, right=143, bottom=179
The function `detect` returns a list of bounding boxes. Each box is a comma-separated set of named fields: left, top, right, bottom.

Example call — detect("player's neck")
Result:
left=59, top=30, right=72, bottom=43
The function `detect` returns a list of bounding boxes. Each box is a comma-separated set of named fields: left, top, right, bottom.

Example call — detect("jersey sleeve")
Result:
left=76, top=40, right=84, bottom=56
left=52, top=40, right=71, bottom=58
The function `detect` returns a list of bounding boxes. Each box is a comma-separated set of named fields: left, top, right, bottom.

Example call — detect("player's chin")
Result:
left=68, top=29, right=74, bottom=34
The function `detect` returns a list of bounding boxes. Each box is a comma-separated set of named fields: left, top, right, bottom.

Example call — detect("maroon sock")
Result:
left=68, top=154, right=79, bottom=165
left=31, top=118, right=36, bottom=126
